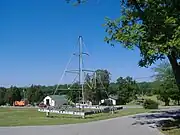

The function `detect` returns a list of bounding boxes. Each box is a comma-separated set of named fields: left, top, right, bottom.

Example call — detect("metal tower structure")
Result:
left=53, top=36, right=96, bottom=110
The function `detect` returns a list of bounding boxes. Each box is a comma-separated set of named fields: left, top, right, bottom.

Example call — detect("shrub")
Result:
left=143, top=99, right=158, bottom=109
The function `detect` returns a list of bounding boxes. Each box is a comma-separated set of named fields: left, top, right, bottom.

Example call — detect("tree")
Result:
left=0, top=87, right=7, bottom=105
left=4, top=87, right=13, bottom=105
left=13, top=86, right=22, bottom=101
left=153, top=62, right=174, bottom=81
left=4, top=86, right=22, bottom=105
left=108, top=82, right=118, bottom=95
left=95, top=69, right=111, bottom=98
left=156, top=82, right=171, bottom=106
left=153, top=62, right=180, bottom=105
left=82, top=69, right=111, bottom=104
left=137, top=82, right=153, bottom=96
left=116, top=76, right=138, bottom=104
left=67, top=82, right=80, bottom=103
left=26, top=85, right=44, bottom=105
left=26, top=85, right=35, bottom=104
left=67, top=0, right=180, bottom=91
left=105, top=0, right=180, bottom=90
left=34, top=86, right=44, bottom=104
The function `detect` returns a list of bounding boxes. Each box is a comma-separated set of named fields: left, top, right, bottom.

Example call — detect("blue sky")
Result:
left=0, top=0, right=155, bottom=87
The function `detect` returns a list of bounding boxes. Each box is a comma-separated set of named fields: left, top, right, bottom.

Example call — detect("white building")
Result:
left=100, top=95, right=118, bottom=106
left=43, top=95, right=68, bottom=107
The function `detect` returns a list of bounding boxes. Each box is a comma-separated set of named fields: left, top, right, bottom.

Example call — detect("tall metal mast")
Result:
left=54, top=36, right=97, bottom=109
left=79, top=36, right=84, bottom=110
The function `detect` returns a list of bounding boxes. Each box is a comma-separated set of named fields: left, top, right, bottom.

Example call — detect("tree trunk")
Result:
left=165, top=99, right=170, bottom=106
left=167, top=52, right=180, bottom=91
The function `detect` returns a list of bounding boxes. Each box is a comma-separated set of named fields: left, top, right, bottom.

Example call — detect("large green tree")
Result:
left=95, top=69, right=111, bottom=98
left=83, top=69, right=111, bottom=104
left=26, top=85, right=44, bottom=104
left=4, top=86, right=22, bottom=105
left=67, top=0, right=180, bottom=90
left=116, top=76, right=138, bottom=104
left=108, top=82, right=119, bottom=95
left=137, top=82, right=153, bottom=96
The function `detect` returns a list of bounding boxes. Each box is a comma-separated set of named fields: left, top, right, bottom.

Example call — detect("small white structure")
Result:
left=100, top=95, right=118, bottom=105
left=77, top=99, right=92, bottom=106
left=43, top=95, right=68, bottom=107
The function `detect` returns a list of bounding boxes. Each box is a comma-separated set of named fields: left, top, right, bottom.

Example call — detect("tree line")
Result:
left=0, top=69, right=139, bottom=106
left=0, top=64, right=179, bottom=106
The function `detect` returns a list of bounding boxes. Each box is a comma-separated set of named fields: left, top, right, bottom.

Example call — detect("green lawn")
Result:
left=163, top=129, right=180, bottom=135
left=0, top=107, right=151, bottom=126
left=160, top=119, right=180, bottom=135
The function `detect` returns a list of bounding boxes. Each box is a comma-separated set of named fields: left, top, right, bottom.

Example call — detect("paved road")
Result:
left=0, top=115, right=163, bottom=135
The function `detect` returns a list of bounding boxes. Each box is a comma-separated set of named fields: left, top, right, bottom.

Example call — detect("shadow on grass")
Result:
left=46, top=116, right=58, bottom=118
left=131, top=109, right=180, bottom=131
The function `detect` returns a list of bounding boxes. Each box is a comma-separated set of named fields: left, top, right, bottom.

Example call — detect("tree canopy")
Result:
left=105, top=0, right=180, bottom=89
left=0, top=68, right=178, bottom=106
left=83, top=69, right=111, bottom=104
left=117, top=76, right=139, bottom=104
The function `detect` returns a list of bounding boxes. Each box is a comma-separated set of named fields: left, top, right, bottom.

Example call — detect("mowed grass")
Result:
left=0, top=107, right=151, bottom=126
left=163, top=129, right=180, bottom=135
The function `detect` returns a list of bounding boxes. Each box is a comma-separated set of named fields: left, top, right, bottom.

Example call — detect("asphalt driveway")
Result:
left=0, top=115, right=163, bottom=135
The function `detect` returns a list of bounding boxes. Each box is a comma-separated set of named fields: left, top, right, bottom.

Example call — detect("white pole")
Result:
left=79, top=36, right=84, bottom=111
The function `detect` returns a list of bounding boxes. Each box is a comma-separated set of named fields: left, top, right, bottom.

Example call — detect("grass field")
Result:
left=163, top=129, right=180, bottom=135
left=161, top=119, right=180, bottom=135
left=0, top=107, right=151, bottom=126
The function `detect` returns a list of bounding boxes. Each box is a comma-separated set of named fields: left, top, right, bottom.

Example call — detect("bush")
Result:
left=143, top=99, right=158, bottom=109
